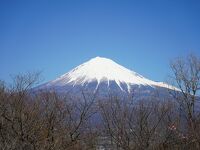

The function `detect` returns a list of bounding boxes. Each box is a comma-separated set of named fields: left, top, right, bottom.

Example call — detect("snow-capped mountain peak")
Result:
left=41, top=57, right=177, bottom=93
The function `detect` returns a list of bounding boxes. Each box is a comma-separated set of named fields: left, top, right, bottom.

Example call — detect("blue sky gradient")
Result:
left=1, top=0, right=200, bottom=83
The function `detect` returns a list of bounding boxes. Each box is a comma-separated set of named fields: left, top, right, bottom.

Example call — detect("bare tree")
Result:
left=0, top=73, right=98, bottom=150
left=98, top=95, right=173, bottom=150
left=170, top=53, right=200, bottom=148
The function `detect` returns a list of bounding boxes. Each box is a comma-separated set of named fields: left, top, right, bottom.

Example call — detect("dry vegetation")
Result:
left=0, top=54, right=199, bottom=150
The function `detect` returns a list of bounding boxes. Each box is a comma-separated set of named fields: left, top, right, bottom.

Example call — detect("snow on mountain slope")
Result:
left=38, top=57, right=177, bottom=94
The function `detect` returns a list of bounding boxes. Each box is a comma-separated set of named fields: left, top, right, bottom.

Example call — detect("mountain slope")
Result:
left=36, top=57, right=177, bottom=97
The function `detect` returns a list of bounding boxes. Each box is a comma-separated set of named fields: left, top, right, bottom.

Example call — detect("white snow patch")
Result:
left=45, top=57, right=178, bottom=92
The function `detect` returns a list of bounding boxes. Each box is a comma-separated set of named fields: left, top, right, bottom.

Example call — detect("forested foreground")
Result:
left=0, top=54, right=200, bottom=150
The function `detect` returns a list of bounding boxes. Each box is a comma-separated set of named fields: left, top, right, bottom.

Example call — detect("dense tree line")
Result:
left=0, top=54, right=199, bottom=150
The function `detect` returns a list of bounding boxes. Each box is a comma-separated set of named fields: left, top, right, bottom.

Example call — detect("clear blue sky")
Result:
left=1, top=0, right=200, bottom=84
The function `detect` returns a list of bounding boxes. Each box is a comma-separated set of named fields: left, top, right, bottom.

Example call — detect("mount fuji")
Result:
left=36, top=57, right=177, bottom=98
